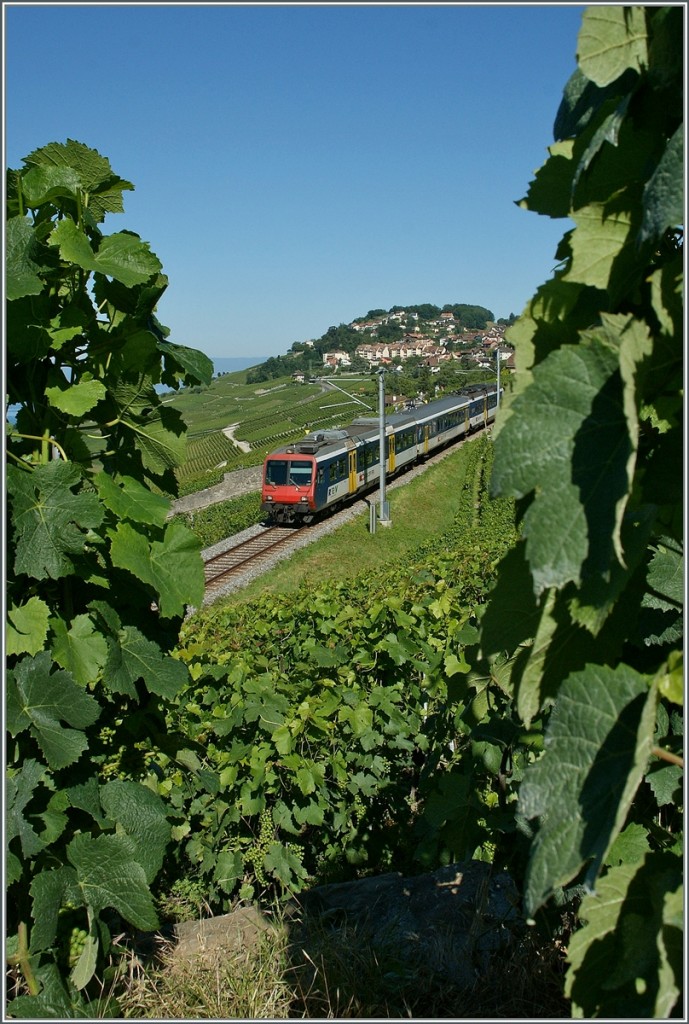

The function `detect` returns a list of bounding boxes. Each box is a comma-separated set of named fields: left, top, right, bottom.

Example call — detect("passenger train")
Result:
left=261, top=383, right=500, bottom=524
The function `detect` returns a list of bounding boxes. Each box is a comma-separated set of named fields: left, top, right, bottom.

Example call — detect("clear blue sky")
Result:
left=4, top=3, right=586, bottom=360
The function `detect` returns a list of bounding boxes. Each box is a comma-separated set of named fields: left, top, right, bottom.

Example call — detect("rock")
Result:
left=173, top=904, right=275, bottom=960
left=171, top=860, right=523, bottom=990
left=291, top=860, right=522, bottom=989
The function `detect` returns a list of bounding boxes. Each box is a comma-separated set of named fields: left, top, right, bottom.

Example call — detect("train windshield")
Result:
left=265, top=459, right=313, bottom=487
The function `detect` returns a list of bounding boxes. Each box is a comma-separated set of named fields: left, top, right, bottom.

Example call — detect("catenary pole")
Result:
left=377, top=368, right=391, bottom=525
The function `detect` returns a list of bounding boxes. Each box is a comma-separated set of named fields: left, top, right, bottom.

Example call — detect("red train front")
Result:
left=261, top=452, right=317, bottom=524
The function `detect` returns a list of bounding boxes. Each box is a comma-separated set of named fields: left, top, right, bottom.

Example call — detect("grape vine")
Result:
left=478, top=7, right=683, bottom=1016
left=5, top=140, right=212, bottom=1016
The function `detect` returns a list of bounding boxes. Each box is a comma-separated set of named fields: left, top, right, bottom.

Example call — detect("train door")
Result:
left=388, top=433, right=396, bottom=473
left=348, top=450, right=357, bottom=493
left=424, top=424, right=429, bottom=454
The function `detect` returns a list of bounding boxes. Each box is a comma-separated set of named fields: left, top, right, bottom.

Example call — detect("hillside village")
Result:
left=310, top=311, right=514, bottom=375
left=245, top=304, right=516, bottom=386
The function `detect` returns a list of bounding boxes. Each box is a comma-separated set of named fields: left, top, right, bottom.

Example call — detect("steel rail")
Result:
left=203, top=525, right=301, bottom=593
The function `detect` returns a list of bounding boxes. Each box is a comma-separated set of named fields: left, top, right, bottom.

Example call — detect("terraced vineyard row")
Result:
left=182, top=432, right=239, bottom=473
left=171, top=380, right=376, bottom=495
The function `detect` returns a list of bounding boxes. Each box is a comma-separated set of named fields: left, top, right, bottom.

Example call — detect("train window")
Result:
left=330, top=457, right=347, bottom=480
left=316, top=467, right=324, bottom=485
left=265, top=460, right=288, bottom=486
left=288, top=460, right=313, bottom=486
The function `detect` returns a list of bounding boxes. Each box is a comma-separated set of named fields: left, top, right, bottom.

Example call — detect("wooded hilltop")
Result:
left=247, top=303, right=516, bottom=383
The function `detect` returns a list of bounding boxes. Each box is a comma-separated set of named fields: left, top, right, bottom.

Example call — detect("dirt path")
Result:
left=222, top=423, right=252, bottom=453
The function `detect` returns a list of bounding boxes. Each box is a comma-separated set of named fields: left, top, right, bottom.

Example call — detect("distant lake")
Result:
left=211, top=356, right=268, bottom=376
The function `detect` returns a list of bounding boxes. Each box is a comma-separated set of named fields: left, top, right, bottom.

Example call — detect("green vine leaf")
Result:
left=565, top=852, right=683, bottom=1017
left=213, top=849, right=244, bottom=894
left=645, top=537, right=683, bottom=608
left=6, top=759, right=52, bottom=866
left=45, top=378, right=107, bottom=417
left=100, top=780, right=171, bottom=883
left=158, top=340, right=214, bottom=387
left=5, top=961, right=91, bottom=1019
left=50, top=219, right=162, bottom=288
left=21, top=164, right=81, bottom=207
left=6, top=216, right=47, bottom=300
left=51, top=614, right=108, bottom=688
left=640, top=124, right=684, bottom=245
left=6, top=653, right=100, bottom=770
left=491, top=339, right=632, bottom=595
left=108, top=520, right=204, bottom=618
left=23, top=139, right=134, bottom=219
left=95, top=472, right=170, bottom=527
left=29, top=866, right=80, bottom=952
left=6, top=596, right=51, bottom=657
left=264, top=842, right=309, bottom=887
left=8, top=461, right=104, bottom=581
left=108, top=377, right=188, bottom=473
left=66, top=832, right=159, bottom=931
left=103, top=624, right=189, bottom=698
left=577, top=6, right=648, bottom=88
left=564, top=200, right=636, bottom=298
left=519, top=664, right=657, bottom=915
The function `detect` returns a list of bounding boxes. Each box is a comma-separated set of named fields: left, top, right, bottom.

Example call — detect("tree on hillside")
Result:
left=446, top=304, right=495, bottom=328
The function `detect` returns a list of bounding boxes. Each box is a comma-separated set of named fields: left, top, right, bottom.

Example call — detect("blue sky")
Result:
left=4, top=3, right=586, bottom=360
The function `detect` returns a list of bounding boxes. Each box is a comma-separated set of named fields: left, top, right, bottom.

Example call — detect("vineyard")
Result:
left=170, top=492, right=264, bottom=549
left=174, top=386, right=372, bottom=493
left=156, top=434, right=521, bottom=909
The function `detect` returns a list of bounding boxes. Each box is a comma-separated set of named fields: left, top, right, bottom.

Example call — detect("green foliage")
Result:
left=171, top=492, right=265, bottom=549
left=5, top=140, right=210, bottom=1014
left=479, top=7, right=683, bottom=1015
left=152, top=437, right=522, bottom=909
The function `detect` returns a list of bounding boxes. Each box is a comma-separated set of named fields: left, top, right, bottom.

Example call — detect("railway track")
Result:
left=203, top=524, right=302, bottom=596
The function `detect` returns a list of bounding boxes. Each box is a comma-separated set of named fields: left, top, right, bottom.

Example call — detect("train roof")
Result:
left=265, top=384, right=499, bottom=459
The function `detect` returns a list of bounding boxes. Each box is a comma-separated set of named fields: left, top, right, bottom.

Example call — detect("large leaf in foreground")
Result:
left=108, top=378, right=187, bottom=473
left=103, top=624, right=189, bottom=698
left=565, top=853, right=683, bottom=1018
left=490, top=338, right=632, bottom=596
left=6, top=759, right=52, bottom=869
left=108, top=521, right=204, bottom=618
left=95, top=472, right=170, bottom=527
left=576, top=5, right=648, bottom=88
left=158, top=340, right=214, bottom=387
left=8, top=461, right=104, bottom=581
left=100, top=780, right=171, bottom=883
left=66, top=832, right=158, bottom=931
left=50, top=218, right=161, bottom=287
left=519, top=664, right=657, bottom=914
left=6, top=216, right=46, bottom=300
left=6, top=653, right=100, bottom=770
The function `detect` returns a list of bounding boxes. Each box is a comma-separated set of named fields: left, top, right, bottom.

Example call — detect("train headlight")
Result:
left=300, top=496, right=308, bottom=502
left=266, top=496, right=273, bottom=502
